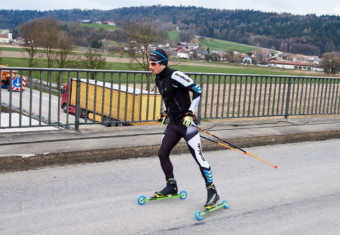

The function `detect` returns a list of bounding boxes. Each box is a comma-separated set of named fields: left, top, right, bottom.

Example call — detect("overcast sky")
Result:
left=1, top=0, right=340, bottom=16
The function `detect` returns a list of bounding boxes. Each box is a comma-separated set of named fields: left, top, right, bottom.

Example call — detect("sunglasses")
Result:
left=149, top=62, right=159, bottom=66
left=149, top=58, right=168, bottom=66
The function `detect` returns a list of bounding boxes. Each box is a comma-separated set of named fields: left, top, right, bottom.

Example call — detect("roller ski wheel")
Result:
left=195, top=199, right=230, bottom=221
left=137, top=195, right=146, bottom=205
left=137, top=190, right=187, bottom=205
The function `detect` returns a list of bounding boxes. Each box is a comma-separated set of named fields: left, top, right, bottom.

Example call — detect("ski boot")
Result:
left=204, top=183, right=220, bottom=209
left=154, top=178, right=178, bottom=198
left=138, top=178, right=186, bottom=205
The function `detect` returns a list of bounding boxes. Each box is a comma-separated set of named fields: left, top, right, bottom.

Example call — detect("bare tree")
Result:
left=83, top=48, right=106, bottom=79
left=179, top=30, right=196, bottom=43
left=225, top=48, right=240, bottom=63
left=321, top=52, right=340, bottom=74
left=120, top=20, right=168, bottom=71
left=19, top=17, right=66, bottom=68
left=36, top=17, right=61, bottom=68
left=19, top=20, right=40, bottom=67
left=54, top=33, right=75, bottom=89
left=55, top=34, right=74, bottom=68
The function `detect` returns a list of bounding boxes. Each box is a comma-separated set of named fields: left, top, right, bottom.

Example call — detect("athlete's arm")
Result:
left=171, top=71, right=202, bottom=113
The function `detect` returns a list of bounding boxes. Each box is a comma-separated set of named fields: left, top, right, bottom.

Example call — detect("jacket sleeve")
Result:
left=171, top=71, right=202, bottom=113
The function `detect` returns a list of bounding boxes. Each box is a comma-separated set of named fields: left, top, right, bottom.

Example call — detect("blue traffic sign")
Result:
left=13, top=77, right=21, bottom=88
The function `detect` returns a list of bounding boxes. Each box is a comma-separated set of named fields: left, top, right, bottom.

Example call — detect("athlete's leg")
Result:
left=185, top=126, right=213, bottom=185
left=158, top=122, right=182, bottom=179
left=176, top=123, right=219, bottom=208
left=185, top=126, right=220, bottom=208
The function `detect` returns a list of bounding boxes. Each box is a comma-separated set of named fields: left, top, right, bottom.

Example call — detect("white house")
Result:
left=0, top=32, right=12, bottom=43
left=268, top=59, right=316, bottom=70
left=81, top=20, right=92, bottom=24
left=242, top=57, right=253, bottom=64
left=177, top=52, right=190, bottom=59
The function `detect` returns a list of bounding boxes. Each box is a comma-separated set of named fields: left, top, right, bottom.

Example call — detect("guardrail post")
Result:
left=284, top=77, right=292, bottom=119
left=75, top=72, right=81, bottom=130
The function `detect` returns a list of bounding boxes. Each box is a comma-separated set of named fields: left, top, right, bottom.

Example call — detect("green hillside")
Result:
left=167, top=31, right=180, bottom=43
left=198, top=37, right=262, bottom=53
left=166, top=31, right=264, bottom=53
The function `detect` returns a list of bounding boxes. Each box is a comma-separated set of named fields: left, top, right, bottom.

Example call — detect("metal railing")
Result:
left=1, top=67, right=339, bottom=130
left=195, top=74, right=340, bottom=120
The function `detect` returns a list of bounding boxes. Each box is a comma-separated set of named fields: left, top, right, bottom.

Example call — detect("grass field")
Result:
left=1, top=56, right=329, bottom=77
left=167, top=31, right=180, bottom=43
left=0, top=46, right=23, bottom=52
left=1, top=57, right=139, bottom=70
left=198, top=37, right=263, bottom=53
left=165, top=33, right=261, bottom=54
left=172, top=64, right=296, bottom=76
left=1, top=56, right=324, bottom=77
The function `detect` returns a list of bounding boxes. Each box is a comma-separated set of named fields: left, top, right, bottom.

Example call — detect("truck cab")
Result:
left=61, top=80, right=76, bottom=114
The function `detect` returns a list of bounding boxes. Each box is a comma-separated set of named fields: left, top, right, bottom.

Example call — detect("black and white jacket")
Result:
left=155, top=67, right=202, bottom=121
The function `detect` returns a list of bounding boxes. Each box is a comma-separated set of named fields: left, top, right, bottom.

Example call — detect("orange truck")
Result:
left=0, top=65, right=25, bottom=91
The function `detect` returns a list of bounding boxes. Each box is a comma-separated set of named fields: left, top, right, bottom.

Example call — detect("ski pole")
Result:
left=195, top=126, right=278, bottom=169
left=193, top=124, right=246, bottom=153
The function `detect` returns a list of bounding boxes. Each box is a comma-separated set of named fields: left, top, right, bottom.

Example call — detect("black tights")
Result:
left=158, top=120, right=212, bottom=185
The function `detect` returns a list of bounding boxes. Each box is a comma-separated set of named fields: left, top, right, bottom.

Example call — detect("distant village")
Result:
left=1, top=22, right=323, bottom=72
left=148, top=42, right=323, bottom=72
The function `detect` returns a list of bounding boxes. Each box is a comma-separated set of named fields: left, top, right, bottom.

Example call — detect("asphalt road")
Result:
left=0, top=86, right=91, bottom=128
left=1, top=88, right=67, bottom=122
left=0, top=139, right=339, bottom=234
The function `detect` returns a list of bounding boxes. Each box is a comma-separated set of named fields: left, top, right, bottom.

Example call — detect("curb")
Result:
left=1, top=130, right=340, bottom=173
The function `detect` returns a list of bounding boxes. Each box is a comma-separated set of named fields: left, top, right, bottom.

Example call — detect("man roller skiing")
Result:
left=149, top=48, right=219, bottom=209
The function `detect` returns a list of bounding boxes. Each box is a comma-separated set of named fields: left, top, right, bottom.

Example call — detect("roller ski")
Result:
left=137, top=178, right=187, bottom=205
left=195, top=200, right=230, bottom=220
left=195, top=183, right=230, bottom=220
